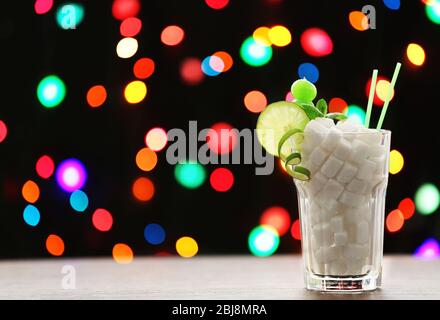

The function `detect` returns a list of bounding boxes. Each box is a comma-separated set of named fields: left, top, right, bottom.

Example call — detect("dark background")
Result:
left=0, top=0, right=439, bottom=258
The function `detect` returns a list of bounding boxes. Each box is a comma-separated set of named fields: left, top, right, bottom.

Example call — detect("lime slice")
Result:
left=286, top=165, right=311, bottom=181
left=256, top=101, right=309, bottom=156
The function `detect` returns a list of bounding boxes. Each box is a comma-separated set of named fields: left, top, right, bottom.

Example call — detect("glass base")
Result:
left=305, top=271, right=379, bottom=292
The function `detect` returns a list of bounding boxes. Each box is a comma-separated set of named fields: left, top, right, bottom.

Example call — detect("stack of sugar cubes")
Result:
left=299, top=118, right=387, bottom=276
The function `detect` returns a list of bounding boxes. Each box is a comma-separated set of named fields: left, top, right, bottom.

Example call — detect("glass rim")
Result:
left=327, top=129, right=391, bottom=135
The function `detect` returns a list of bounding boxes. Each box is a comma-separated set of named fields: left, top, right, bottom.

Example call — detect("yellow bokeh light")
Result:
left=406, top=43, right=425, bottom=66
left=253, top=26, right=271, bottom=46
left=389, top=149, right=404, bottom=175
left=268, top=25, right=291, bottom=47
left=279, top=159, right=287, bottom=173
left=376, top=79, right=395, bottom=102
left=124, top=80, right=147, bottom=104
left=116, top=37, right=138, bottom=59
left=176, top=236, right=198, bottom=258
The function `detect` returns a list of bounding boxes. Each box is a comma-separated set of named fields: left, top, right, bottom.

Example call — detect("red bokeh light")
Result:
left=260, top=206, right=291, bottom=236
left=120, top=17, right=142, bottom=37
left=112, top=0, right=140, bottom=21
left=210, top=168, right=234, bottom=192
left=207, top=122, right=237, bottom=154
left=386, top=209, right=404, bottom=233
left=133, top=57, right=155, bottom=79
left=398, top=198, right=416, bottom=220
left=329, top=97, right=348, bottom=113
left=365, top=75, right=391, bottom=106
left=180, top=58, right=204, bottom=85
left=92, top=209, right=113, bottom=232
left=300, top=28, right=333, bottom=57
left=36, top=155, right=55, bottom=179
left=205, top=0, right=229, bottom=10
left=291, top=219, right=301, bottom=240
left=34, top=0, right=53, bottom=15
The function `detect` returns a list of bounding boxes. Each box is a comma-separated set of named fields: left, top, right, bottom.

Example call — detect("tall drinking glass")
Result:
left=295, top=130, right=391, bottom=292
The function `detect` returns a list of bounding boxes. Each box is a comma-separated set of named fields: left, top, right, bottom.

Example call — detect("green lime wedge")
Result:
left=256, top=101, right=309, bottom=156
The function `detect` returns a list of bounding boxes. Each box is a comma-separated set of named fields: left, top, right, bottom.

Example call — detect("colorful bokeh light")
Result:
left=132, top=177, right=155, bottom=201
left=386, top=209, right=405, bottom=232
left=112, top=0, right=140, bottom=21
left=209, top=167, right=234, bottom=192
left=240, top=36, right=273, bottom=67
left=291, top=219, right=301, bottom=240
left=349, top=11, right=369, bottom=31
left=180, top=58, right=204, bottom=85
left=201, top=56, right=222, bottom=76
left=144, top=223, right=166, bottom=245
left=414, top=238, right=440, bottom=260
left=344, top=105, right=366, bottom=125
left=398, top=198, right=415, bottom=220
left=425, top=0, right=440, bottom=24
left=34, top=0, right=54, bottom=15
left=298, top=62, right=319, bottom=83
left=124, top=80, right=147, bottom=103
left=56, top=3, right=84, bottom=30
left=69, top=190, right=89, bottom=212
left=55, top=158, right=87, bottom=193
left=92, top=208, right=113, bottom=232
left=329, top=97, right=348, bottom=113
left=46, top=234, right=65, bottom=256
left=161, top=25, right=184, bottom=46
left=135, top=147, right=158, bottom=171
left=176, top=236, right=198, bottom=258
left=213, top=51, right=233, bottom=72
left=406, top=43, right=426, bottom=66
left=145, top=127, right=167, bottom=152
left=205, top=0, right=229, bottom=10
left=37, top=75, right=66, bottom=108
left=116, top=37, right=138, bottom=58
left=0, top=120, right=6, bottom=143
left=86, top=85, right=107, bottom=108
left=22, top=180, right=40, bottom=204
left=365, top=76, right=394, bottom=106
left=244, top=90, right=267, bottom=113
left=248, top=225, right=280, bottom=257
left=300, top=28, right=333, bottom=57
left=36, top=155, right=55, bottom=179
left=23, top=205, right=40, bottom=227
left=383, top=0, right=400, bottom=10
left=415, top=183, right=440, bottom=215
left=268, top=25, right=291, bottom=47
left=120, top=17, right=142, bottom=37
left=207, top=122, right=237, bottom=154
left=389, top=149, right=404, bottom=174
left=253, top=26, right=271, bottom=46
left=133, top=58, right=155, bottom=79
left=112, top=243, right=134, bottom=264
left=260, top=206, right=291, bottom=236
left=175, top=162, right=206, bottom=189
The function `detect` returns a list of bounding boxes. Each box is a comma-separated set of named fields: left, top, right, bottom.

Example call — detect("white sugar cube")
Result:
left=310, top=147, right=329, bottom=167
left=321, top=127, right=342, bottom=151
left=336, top=119, right=360, bottom=133
left=309, top=201, right=322, bottom=224
left=357, top=158, right=376, bottom=180
left=333, top=139, right=352, bottom=161
left=315, top=117, right=335, bottom=128
left=339, top=190, right=365, bottom=208
left=330, top=215, right=344, bottom=232
left=326, top=260, right=347, bottom=276
left=349, top=139, right=370, bottom=164
left=320, top=156, right=343, bottom=178
left=343, top=244, right=369, bottom=260
left=304, top=120, right=328, bottom=146
left=371, top=156, right=386, bottom=174
left=334, top=232, right=348, bottom=246
left=322, top=179, right=344, bottom=199
left=368, top=144, right=386, bottom=158
left=356, top=221, right=370, bottom=244
left=336, top=162, right=358, bottom=184
left=315, top=246, right=340, bottom=264
left=344, top=204, right=369, bottom=224
left=308, top=172, right=328, bottom=196
left=346, top=178, right=368, bottom=194
left=312, top=223, right=333, bottom=247
left=315, top=198, right=338, bottom=221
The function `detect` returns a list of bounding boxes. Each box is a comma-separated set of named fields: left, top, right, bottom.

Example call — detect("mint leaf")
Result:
left=316, top=99, right=328, bottom=115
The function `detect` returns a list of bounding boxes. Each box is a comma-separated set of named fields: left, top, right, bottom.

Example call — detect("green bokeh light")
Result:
left=240, top=36, right=272, bottom=67
left=344, top=105, right=366, bottom=125
left=56, top=3, right=84, bottom=30
left=426, top=1, right=440, bottom=25
left=37, top=75, right=66, bottom=108
left=415, top=183, right=440, bottom=215
left=174, top=162, right=206, bottom=189
left=248, top=225, right=280, bottom=257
